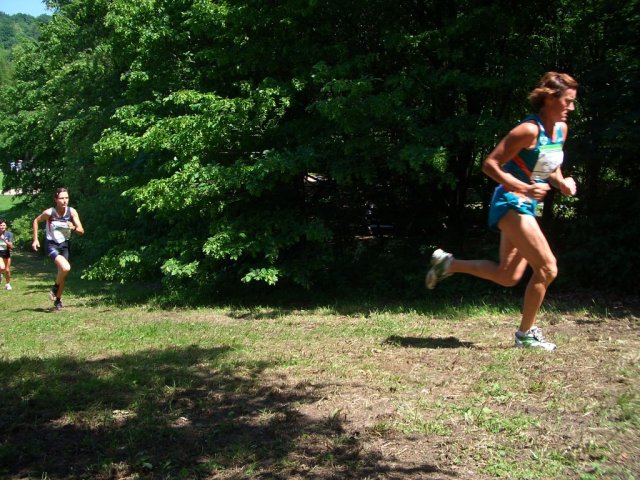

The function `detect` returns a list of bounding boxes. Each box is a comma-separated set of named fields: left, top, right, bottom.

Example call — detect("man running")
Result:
left=32, top=187, right=85, bottom=310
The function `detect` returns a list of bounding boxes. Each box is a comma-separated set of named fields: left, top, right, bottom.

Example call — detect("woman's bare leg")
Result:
left=448, top=233, right=529, bottom=288
left=4, top=257, right=10, bottom=284
left=53, top=255, right=71, bottom=299
left=496, top=211, right=557, bottom=331
left=445, top=210, right=556, bottom=332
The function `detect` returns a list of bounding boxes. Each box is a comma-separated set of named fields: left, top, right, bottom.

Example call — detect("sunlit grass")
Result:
left=0, top=251, right=637, bottom=479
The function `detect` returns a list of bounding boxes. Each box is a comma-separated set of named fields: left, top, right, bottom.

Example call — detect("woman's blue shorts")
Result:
left=488, top=185, right=537, bottom=232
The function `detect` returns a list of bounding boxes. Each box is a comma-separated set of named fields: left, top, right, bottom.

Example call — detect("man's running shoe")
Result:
left=49, top=284, right=59, bottom=301
left=3, top=283, right=11, bottom=291
left=515, top=326, right=556, bottom=351
left=425, top=248, right=453, bottom=290
left=54, top=299, right=64, bottom=311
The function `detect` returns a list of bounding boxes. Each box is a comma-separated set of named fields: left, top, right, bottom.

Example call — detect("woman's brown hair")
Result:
left=528, top=72, right=578, bottom=110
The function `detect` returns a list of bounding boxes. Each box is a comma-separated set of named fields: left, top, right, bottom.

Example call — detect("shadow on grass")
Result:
left=0, top=346, right=447, bottom=479
left=384, top=335, right=476, bottom=349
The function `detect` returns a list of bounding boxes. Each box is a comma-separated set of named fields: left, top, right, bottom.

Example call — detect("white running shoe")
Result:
left=425, top=248, right=453, bottom=289
left=515, top=326, right=556, bottom=351
left=3, top=283, right=11, bottom=291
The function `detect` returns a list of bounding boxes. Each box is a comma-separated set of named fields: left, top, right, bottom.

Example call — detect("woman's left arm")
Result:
left=549, top=168, right=577, bottom=196
left=549, top=122, right=577, bottom=196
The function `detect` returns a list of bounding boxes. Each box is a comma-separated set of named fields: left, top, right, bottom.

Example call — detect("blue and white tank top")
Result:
left=503, top=114, right=564, bottom=185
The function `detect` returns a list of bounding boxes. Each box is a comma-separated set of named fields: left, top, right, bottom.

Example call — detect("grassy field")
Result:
left=0, top=169, right=25, bottom=213
left=0, top=195, right=21, bottom=213
left=0, top=251, right=638, bottom=479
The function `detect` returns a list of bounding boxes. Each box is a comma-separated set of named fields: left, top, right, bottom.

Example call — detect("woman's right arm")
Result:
left=482, top=122, right=549, bottom=201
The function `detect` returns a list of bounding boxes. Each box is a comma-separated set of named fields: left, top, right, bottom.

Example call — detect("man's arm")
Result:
left=32, top=210, right=50, bottom=251
left=70, top=208, right=84, bottom=236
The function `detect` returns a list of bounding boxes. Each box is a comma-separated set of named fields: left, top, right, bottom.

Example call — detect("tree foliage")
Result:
left=0, top=12, right=48, bottom=50
left=0, top=0, right=638, bottom=296
left=0, top=12, right=49, bottom=86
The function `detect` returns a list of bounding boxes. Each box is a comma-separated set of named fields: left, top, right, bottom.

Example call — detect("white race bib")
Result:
left=531, top=143, right=564, bottom=180
left=51, top=220, right=72, bottom=243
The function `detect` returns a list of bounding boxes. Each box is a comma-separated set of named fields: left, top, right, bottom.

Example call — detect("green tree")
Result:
left=0, top=12, right=50, bottom=87
left=0, top=48, right=11, bottom=85
left=1, top=0, right=637, bottom=296
left=549, top=0, right=640, bottom=291
left=0, top=12, right=48, bottom=50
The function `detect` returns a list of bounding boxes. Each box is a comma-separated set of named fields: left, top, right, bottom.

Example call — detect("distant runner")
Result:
left=32, top=187, right=85, bottom=310
left=0, top=218, right=15, bottom=291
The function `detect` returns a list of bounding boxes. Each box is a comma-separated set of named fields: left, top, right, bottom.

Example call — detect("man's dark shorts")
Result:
left=46, top=240, right=70, bottom=261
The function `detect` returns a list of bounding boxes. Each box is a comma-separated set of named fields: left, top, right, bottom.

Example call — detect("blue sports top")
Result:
left=503, top=114, right=564, bottom=185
